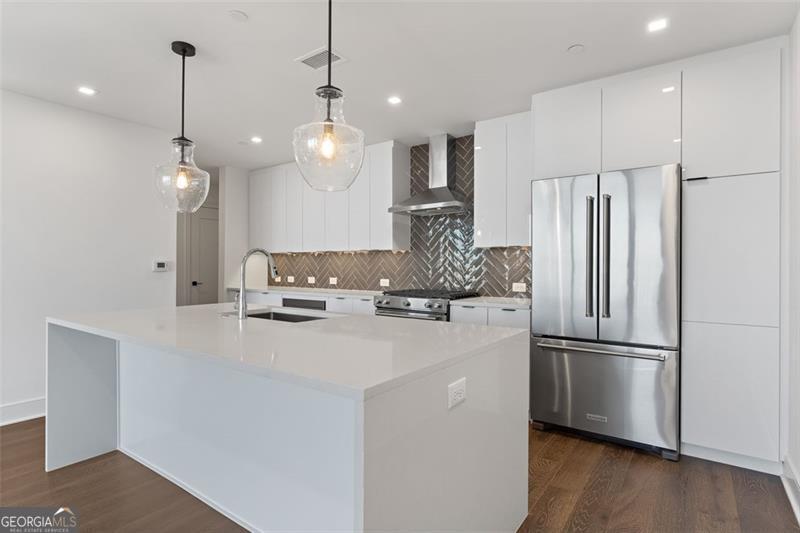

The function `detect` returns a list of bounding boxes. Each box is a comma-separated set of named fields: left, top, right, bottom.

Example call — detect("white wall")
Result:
left=0, top=91, right=176, bottom=424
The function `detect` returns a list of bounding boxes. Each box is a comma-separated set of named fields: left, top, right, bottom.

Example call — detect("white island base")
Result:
left=46, top=304, right=528, bottom=532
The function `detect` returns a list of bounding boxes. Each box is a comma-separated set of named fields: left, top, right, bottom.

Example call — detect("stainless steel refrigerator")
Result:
left=530, top=163, right=680, bottom=460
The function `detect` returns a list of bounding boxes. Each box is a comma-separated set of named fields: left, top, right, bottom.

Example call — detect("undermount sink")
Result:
left=247, top=311, right=324, bottom=323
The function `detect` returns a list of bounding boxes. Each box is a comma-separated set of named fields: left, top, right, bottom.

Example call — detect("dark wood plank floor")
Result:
left=521, top=425, right=800, bottom=533
left=2, top=418, right=799, bottom=532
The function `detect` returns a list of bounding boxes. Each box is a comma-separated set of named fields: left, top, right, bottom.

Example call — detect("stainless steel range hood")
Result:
left=388, top=134, right=467, bottom=216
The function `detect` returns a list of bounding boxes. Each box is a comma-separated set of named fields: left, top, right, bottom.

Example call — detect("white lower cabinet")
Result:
left=681, top=321, right=779, bottom=462
left=326, top=296, right=354, bottom=314
left=246, top=292, right=283, bottom=306
left=487, top=308, right=530, bottom=329
left=352, top=297, right=375, bottom=315
left=450, top=306, right=489, bottom=325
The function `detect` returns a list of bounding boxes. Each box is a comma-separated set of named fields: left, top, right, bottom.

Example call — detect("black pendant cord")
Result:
left=181, top=52, right=186, bottom=139
left=325, top=0, right=333, bottom=122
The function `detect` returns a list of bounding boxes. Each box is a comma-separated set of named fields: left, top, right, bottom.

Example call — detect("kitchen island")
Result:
left=46, top=303, right=528, bottom=532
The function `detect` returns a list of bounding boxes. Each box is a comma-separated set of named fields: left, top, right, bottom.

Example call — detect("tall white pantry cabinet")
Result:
left=528, top=42, right=784, bottom=472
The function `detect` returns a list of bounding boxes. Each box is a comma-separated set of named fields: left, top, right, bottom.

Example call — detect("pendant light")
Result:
left=292, top=0, right=365, bottom=192
left=154, top=41, right=210, bottom=213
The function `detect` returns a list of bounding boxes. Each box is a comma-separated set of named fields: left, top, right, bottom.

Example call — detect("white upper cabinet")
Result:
left=532, top=84, right=601, bottom=179
left=325, top=191, right=349, bottom=251
left=506, top=112, right=532, bottom=246
left=270, top=168, right=288, bottom=252
left=302, top=181, right=326, bottom=252
left=682, top=172, right=780, bottom=327
left=348, top=151, right=371, bottom=251
left=285, top=164, right=304, bottom=251
left=602, top=71, right=682, bottom=172
left=682, top=48, right=780, bottom=179
left=474, top=111, right=532, bottom=248
left=248, top=167, right=274, bottom=250
left=474, top=116, right=507, bottom=248
left=369, top=141, right=410, bottom=251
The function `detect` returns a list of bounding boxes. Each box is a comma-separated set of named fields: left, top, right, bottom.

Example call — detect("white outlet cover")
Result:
left=380, top=278, right=390, bottom=287
left=287, top=276, right=295, bottom=283
left=308, top=276, right=316, bottom=284
left=448, top=377, right=467, bottom=409
left=329, top=277, right=337, bottom=285
left=274, top=276, right=282, bottom=282
left=512, top=282, right=527, bottom=293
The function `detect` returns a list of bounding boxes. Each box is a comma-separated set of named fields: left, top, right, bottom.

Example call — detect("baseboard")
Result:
left=0, top=397, right=45, bottom=426
left=681, top=442, right=782, bottom=475
left=783, top=456, right=800, bottom=527
left=118, top=447, right=258, bottom=532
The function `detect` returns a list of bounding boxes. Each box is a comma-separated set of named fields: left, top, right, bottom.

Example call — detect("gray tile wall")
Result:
left=269, top=135, right=531, bottom=297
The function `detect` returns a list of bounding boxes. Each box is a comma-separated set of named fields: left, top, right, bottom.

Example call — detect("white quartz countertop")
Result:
left=451, top=297, right=532, bottom=309
left=47, top=303, right=526, bottom=401
left=227, top=286, right=382, bottom=297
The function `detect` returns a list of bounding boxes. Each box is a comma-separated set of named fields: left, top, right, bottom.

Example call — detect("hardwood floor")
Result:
left=2, top=418, right=798, bottom=532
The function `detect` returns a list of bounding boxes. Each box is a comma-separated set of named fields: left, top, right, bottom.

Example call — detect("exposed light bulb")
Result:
left=176, top=170, right=189, bottom=190
left=320, top=131, right=337, bottom=160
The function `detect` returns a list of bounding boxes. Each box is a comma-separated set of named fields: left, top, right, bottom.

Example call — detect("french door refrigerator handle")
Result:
left=536, top=342, right=666, bottom=362
left=602, top=193, right=611, bottom=318
left=585, top=195, right=595, bottom=317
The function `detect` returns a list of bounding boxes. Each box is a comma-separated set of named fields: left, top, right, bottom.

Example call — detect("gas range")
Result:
left=373, top=289, right=479, bottom=321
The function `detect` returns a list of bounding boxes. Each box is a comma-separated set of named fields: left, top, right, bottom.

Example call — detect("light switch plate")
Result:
left=329, top=277, right=337, bottom=285
left=448, top=377, right=467, bottom=409
left=380, top=278, right=390, bottom=287
left=152, top=259, right=168, bottom=272
left=512, top=282, right=527, bottom=293
left=308, top=276, right=316, bottom=284
left=287, top=276, right=295, bottom=283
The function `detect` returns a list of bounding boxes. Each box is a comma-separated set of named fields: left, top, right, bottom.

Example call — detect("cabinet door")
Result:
left=285, top=164, right=304, bottom=252
left=348, top=151, right=371, bottom=251
left=369, top=142, right=393, bottom=250
left=506, top=112, right=532, bottom=246
left=532, top=84, right=601, bottom=179
left=326, top=296, right=354, bottom=314
left=602, top=71, right=681, bottom=172
left=682, top=48, right=780, bottom=179
left=270, top=167, right=287, bottom=252
left=681, top=321, right=779, bottom=461
left=682, top=173, right=779, bottom=327
left=474, top=117, right=507, bottom=248
left=325, top=191, right=349, bottom=251
left=248, top=168, right=273, bottom=249
left=352, top=297, right=375, bottom=315
left=487, top=307, right=530, bottom=329
left=450, top=305, right=488, bottom=325
left=302, top=182, right=326, bottom=252
left=248, top=292, right=283, bottom=306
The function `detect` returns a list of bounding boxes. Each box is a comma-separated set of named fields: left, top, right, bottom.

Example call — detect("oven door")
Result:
left=375, top=309, right=447, bottom=321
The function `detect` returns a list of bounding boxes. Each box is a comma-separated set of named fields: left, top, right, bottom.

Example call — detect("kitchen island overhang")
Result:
left=45, top=303, right=529, bottom=532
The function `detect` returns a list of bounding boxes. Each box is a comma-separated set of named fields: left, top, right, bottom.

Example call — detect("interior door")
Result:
left=598, top=164, right=680, bottom=348
left=531, top=174, right=598, bottom=339
left=189, top=206, right=219, bottom=305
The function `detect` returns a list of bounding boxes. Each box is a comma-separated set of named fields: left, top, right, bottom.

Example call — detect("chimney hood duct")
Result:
left=388, top=134, right=468, bottom=216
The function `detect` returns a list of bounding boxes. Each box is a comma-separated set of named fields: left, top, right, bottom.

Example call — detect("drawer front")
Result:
left=487, top=308, right=530, bottom=329
left=247, top=293, right=283, bottom=306
left=450, top=306, right=488, bottom=325
left=326, top=296, right=354, bottom=314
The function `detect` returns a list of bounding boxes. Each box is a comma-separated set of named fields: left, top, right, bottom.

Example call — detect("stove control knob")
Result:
left=403, top=301, right=411, bottom=307
left=434, top=303, right=443, bottom=309
left=424, top=302, right=433, bottom=309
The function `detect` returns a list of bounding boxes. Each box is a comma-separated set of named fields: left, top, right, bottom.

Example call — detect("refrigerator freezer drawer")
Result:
left=531, top=337, right=678, bottom=451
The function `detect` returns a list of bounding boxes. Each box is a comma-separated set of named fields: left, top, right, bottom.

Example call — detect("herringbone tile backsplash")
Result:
left=269, top=135, right=531, bottom=297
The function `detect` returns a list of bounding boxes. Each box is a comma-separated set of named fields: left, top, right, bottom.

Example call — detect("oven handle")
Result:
left=375, top=309, right=446, bottom=321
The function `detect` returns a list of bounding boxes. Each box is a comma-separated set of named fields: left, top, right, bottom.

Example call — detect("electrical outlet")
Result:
left=448, top=377, right=467, bottom=409
left=329, top=277, right=337, bottom=285
left=380, top=278, right=390, bottom=287
left=308, top=276, right=316, bottom=284
left=274, top=276, right=282, bottom=282
left=287, top=276, right=295, bottom=283
left=512, top=282, right=527, bottom=293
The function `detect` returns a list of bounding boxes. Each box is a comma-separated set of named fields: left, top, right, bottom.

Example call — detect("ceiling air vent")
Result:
left=295, top=47, right=346, bottom=70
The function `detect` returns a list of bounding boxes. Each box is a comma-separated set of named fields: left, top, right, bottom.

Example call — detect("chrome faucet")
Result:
left=238, top=248, right=279, bottom=320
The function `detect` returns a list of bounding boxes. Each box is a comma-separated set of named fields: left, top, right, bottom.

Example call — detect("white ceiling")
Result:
left=3, top=1, right=798, bottom=169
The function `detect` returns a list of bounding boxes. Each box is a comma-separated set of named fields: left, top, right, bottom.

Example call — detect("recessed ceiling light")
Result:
left=250, top=136, right=263, bottom=144
left=673, top=138, right=682, bottom=143
left=662, top=86, right=675, bottom=93
left=387, top=95, right=402, bottom=105
left=567, top=44, right=585, bottom=54
left=474, top=146, right=482, bottom=151
left=228, top=10, right=249, bottom=23
left=78, top=86, right=97, bottom=96
left=648, top=18, right=668, bottom=32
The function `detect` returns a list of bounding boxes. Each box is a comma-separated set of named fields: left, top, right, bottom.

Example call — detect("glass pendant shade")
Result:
left=154, top=138, right=210, bottom=213
left=293, top=88, right=365, bottom=192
